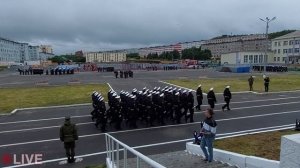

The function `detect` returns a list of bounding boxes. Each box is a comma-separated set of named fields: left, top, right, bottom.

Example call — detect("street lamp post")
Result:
left=259, top=17, right=276, bottom=72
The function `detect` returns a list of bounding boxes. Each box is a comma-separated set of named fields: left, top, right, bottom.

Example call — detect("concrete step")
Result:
left=117, top=151, right=237, bottom=168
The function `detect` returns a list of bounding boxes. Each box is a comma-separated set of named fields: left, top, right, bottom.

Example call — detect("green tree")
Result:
left=126, top=53, right=140, bottom=59
left=268, top=30, right=296, bottom=39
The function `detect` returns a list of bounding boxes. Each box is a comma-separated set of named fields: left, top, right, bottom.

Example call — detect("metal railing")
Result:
left=105, top=133, right=166, bottom=168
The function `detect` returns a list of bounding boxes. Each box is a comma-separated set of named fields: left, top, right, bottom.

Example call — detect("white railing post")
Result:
left=137, top=156, right=140, bottom=168
left=105, top=133, right=166, bottom=168
left=112, top=138, right=115, bottom=165
left=105, top=135, right=109, bottom=159
left=108, top=135, right=112, bottom=160
left=116, top=143, right=120, bottom=168
left=124, top=148, right=127, bottom=168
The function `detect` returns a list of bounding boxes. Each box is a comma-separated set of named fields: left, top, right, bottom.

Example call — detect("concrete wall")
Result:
left=186, top=142, right=279, bottom=168
left=279, top=133, right=300, bottom=168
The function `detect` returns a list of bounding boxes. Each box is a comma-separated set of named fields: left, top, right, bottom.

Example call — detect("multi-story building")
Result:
left=85, top=51, right=127, bottom=63
left=202, top=34, right=267, bottom=59
left=180, top=41, right=204, bottom=50
left=138, top=41, right=204, bottom=58
left=271, top=30, right=300, bottom=64
left=39, top=52, right=55, bottom=61
left=0, top=37, right=55, bottom=65
left=221, top=51, right=271, bottom=65
left=28, top=45, right=40, bottom=61
left=40, top=45, right=53, bottom=54
left=0, top=37, right=21, bottom=63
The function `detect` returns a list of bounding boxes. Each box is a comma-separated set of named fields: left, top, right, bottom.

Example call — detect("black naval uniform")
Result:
left=196, top=87, right=203, bottom=110
left=222, top=88, right=232, bottom=111
left=207, top=90, right=217, bottom=109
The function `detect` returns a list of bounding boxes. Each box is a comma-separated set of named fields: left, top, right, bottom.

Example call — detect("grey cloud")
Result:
left=0, top=0, right=299, bottom=54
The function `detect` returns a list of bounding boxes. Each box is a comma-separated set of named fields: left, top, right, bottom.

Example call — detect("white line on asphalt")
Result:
left=159, top=80, right=196, bottom=92
left=1, top=98, right=299, bottom=128
left=1, top=110, right=299, bottom=148
left=0, top=115, right=90, bottom=125
left=159, top=81, right=251, bottom=95
left=198, top=101, right=300, bottom=113
left=107, top=82, right=114, bottom=91
left=0, top=122, right=94, bottom=134
left=3, top=124, right=294, bottom=168
left=214, top=96, right=300, bottom=106
left=2, top=93, right=300, bottom=117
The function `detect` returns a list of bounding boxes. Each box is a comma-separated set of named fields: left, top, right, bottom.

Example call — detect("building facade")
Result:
left=202, top=34, right=267, bottom=59
left=40, top=45, right=53, bottom=54
left=0, top=37, right=21, bottom=63
left=85, top=51, right=127, bottom=63
left=271, top=30, right=300, bottom=64
left=138, top=41, right=204, bottom=58
left=0, top=37, right=45, bottom=64
left=28, top=45, right=40, bottom=61
left=39, top=52, right=55, bottom=61
left=221, top=51, right=271, bottom=65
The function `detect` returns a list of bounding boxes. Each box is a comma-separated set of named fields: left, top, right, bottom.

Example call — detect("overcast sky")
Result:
left=0, top=0, right=299, bottom=54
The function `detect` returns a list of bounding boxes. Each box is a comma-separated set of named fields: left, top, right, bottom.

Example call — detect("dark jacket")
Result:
left=207, top=91, right=216, bottom=103
left=248, top=77, right=254, bottom=85
left=264, top=77, right=270, bottom=84
left=223, top=88, right=232, bottom=100
left=60, top=120, right=78, bottom=143
left=196, top=88, right=203, bottom=100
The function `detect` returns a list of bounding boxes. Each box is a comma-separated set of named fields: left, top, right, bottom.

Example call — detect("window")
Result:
left=244, top=55, right=248, bottom=63
left=278, top=42, right=281, bottom=46
left=249, top=55, right=253, bottom=63
left=274, top=57, right=277, bottom=62
left=296, top=40, right=300, bottom=45
left=283, top=57, right=286, bottom=62
left=274, top=42, right=278, bottom=46
left=254, top=55, right=258, bottom=63
left=277, top=57, right=280, bottom=62
left=283, top=41, right=288, bottom=46
left=289, top=40, right=294, bottom=45
left=288, top=48, right=292, bottom=53
left=259, top=55, right=263, bottom=63
left=278, top=49, right=281, bottom=54
left=283, top=49, right=288, bottom=53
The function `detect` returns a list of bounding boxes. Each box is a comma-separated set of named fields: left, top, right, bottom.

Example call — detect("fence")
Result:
left=105, top=133, right=166, bottom=168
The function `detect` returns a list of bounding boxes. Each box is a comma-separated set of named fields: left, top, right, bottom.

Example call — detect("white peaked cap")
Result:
left=160, top=93, right=164, bottom=97
left=198, top=84, right=202, bottom=87
left=175, top=92, right=179, bottom=96
left=226, top=86, right=230, bottom=88
left=210, top=88, right=214, bottom=91
left=183, top=90, right=187, bottom=93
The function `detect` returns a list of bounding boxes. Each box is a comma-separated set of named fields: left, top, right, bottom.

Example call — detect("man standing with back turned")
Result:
left=248, top=76, right=254, bottom=91
left=60, top=116, right=78, bottom=163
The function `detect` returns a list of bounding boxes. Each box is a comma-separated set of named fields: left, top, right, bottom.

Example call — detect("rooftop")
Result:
left=273, top=30, right=300, bottom=40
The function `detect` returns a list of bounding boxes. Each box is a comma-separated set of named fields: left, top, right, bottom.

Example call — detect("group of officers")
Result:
left=114, top=70, right=133, bottom=78
left=90, top=85, right=233, bottom=132
left=46, top=68, right=75, bottom=75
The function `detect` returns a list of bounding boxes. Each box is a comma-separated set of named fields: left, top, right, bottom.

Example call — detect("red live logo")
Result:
left=1, top=153, right=43, bottom=165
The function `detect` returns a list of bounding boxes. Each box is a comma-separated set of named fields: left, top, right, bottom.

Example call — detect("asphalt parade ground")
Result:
left=0, top=69, right=300, bottom=168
